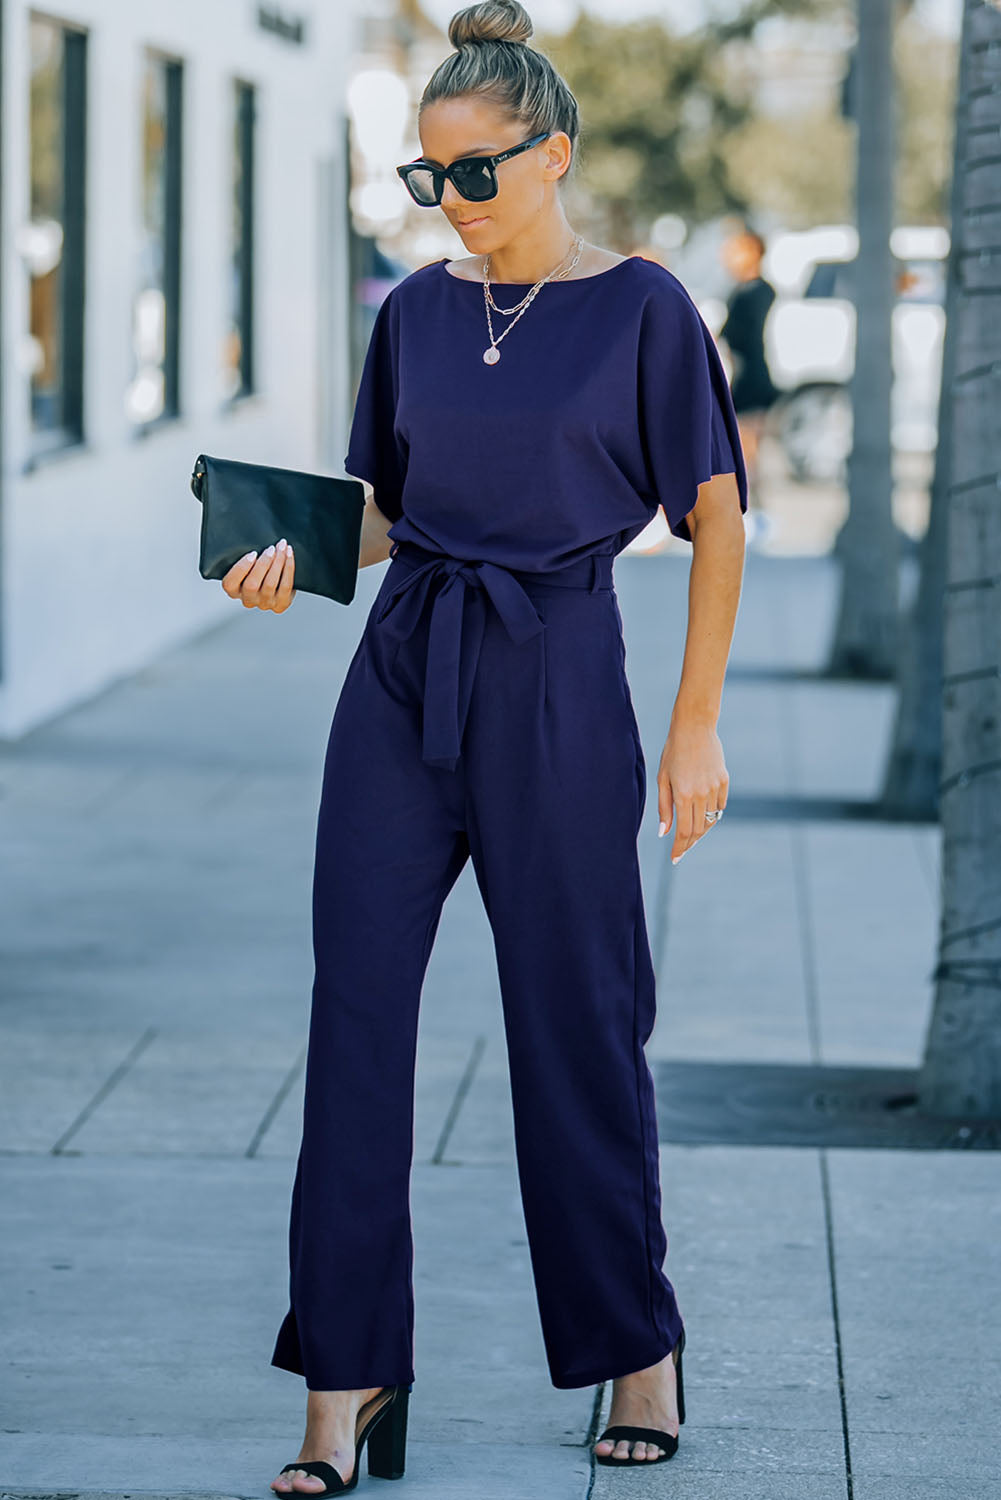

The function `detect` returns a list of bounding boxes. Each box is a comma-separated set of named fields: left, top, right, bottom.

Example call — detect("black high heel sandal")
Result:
left=594, top=1327, right=686, bottom=1466
left=275, top=1382, right=413, bottom=1495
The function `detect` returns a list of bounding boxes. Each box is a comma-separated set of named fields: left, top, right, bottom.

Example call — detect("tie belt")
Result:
left=375, top=539, right=614, bottom=770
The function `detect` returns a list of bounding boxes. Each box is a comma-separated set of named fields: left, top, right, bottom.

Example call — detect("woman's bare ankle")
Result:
left=307, top=1385, right=383, bottom=1406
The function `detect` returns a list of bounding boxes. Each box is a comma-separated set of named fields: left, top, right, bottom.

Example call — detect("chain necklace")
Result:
left=480, top=235, right=585, bottom=365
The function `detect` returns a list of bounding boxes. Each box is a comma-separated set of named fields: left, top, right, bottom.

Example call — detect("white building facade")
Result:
left=0, top=0, right=359, bottom=737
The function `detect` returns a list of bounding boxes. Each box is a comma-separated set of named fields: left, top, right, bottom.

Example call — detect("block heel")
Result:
left=367, top=1380, right=412, bottom=1480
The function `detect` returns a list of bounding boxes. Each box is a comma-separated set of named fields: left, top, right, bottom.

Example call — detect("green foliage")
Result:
left=895, top=9, right=958, bottom=223
left=721, top=109, right=854, bottom=229
left=538, top=0, right=954, bottom=242
left=542, top=11, right=750, bottom=237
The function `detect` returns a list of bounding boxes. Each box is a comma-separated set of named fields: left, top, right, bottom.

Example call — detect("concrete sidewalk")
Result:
left=1, top=540, right=998, bottom=1500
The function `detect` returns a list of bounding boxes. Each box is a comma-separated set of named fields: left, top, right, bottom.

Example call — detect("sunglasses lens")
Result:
left=404, top=167, right=440, bottom=206
left=452, top=159, right=496, bottom=201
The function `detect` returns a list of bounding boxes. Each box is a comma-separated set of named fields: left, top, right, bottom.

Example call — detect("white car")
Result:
left=762, top=224, right=947, bottom=482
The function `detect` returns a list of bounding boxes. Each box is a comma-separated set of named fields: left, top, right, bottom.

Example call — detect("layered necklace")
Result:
left=479, top=234, right=585, bottom=365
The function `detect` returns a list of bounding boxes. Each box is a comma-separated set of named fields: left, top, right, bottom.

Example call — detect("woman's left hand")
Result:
left=656, top=718, right=729, bottom=865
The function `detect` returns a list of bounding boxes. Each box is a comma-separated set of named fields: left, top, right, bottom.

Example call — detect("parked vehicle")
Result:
left=760, top=225, right=947, bottom=482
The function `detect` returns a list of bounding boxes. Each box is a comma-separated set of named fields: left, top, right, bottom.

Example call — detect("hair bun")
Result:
left=449, top=1, right=534, bottom=49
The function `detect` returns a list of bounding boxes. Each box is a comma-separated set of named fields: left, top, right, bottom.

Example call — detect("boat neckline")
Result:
left=439, top=255, right=640, bottom=288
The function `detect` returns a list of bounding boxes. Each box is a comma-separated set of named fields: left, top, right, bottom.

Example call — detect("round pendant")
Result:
left=483, top=346, right=500, bottom=365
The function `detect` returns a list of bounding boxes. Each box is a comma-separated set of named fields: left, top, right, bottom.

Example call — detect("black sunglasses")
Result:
left=396, top=131, right=552, bottom=207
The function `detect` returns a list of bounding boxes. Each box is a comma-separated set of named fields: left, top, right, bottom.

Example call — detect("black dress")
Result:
left=720, top=275, right=779, bottom=415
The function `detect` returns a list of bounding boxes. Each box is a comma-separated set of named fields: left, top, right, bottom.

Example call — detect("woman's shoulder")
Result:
left=371, top=260, right=443, bottom=310
left=382, top=249, right=693, bottom=289
left=628, top=255, right=700, bottom=304
left=378, top=251, right=702, bottom=333
left=626, top=258, right=712, bottom=344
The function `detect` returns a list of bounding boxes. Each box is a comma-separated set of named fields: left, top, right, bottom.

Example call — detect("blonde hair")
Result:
left=420, top=2, right=580, bottom=183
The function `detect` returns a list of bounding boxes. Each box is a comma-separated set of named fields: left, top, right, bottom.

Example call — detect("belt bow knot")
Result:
left=375, top=548, right=545, bottom=769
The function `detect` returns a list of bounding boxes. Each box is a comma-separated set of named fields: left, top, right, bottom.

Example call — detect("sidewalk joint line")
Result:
left=796, top=791, right=852, bottom=1497
left=582, top=1379, right=608, bottom=1497
left=50, top=1026, right=158, bottom=1155
left=246, top=1042, right=308, bottom=1158
left=820, top=1148, right=855, bottom=1500
left=430, top=1033, right=487, bottom=1164
left=791, top=823, right=824, bottom=1062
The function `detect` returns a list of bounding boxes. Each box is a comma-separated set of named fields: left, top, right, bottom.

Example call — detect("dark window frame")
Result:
left=161, top=56, right=183, bottom=419
left=228, top=77, right=256, bottom=403
left=131, top=47, right=183, bottom=438
left=25, top=14, right=88, bottom=469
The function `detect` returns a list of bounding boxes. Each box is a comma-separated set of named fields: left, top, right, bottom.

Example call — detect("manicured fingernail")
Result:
left=243, top=551, right=257, bottom=561
left=658, top=821, right=667, bottom=838
left=672, top=852, right=685, bottom=865
left=286, top=544, right=294, bottom=554
left=264, top=544, right=275, bottom=556
left=277, top=538, right=287, bottom=551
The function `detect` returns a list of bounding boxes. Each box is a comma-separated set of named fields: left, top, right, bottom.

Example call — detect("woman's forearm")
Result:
left=671, top=475, right=745, bottom=728
left=358, top=491, right=395, bottom=569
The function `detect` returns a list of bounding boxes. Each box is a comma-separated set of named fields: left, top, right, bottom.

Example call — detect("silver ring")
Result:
left=705, top=809, right=723, bottom=824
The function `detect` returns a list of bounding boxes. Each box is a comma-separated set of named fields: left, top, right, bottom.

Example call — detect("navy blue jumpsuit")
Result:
left=271, top=254, right=748, bottom=1392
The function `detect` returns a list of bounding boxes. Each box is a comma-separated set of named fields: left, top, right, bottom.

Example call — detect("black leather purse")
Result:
left=190, top=453, right=366, bottom=605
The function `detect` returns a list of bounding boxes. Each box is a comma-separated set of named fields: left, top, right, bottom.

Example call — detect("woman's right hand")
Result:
left=222, top=538, right=296, bottom=612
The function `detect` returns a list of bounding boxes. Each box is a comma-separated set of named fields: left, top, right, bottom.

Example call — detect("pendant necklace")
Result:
left=480, top=235, right=585, bottom=365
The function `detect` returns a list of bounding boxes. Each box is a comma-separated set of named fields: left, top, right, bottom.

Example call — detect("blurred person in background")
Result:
left=719, top=225, right=780, bottom=544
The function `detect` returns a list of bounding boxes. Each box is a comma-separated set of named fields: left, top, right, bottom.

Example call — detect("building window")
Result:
left=226, top=81, right=256, bottom=400
left=27, top=15, right=87, bottom=456
left=127, top=51, right=182, bottom=427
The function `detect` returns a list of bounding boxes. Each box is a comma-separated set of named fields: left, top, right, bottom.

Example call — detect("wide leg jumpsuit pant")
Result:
left=271, top=539, right=686, bottom=1391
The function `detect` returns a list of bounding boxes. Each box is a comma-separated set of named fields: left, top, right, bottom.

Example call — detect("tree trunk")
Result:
left=827, top=0, right=900, bottom=679
left=918, top=0, right=1001, bottom=1118
left=879, top=11, right=968, bottom=817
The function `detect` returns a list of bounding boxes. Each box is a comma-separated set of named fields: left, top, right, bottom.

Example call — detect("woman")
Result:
left=223, top=3, right=747, bottom=1493
left=719, top=226, right=780, bottom=537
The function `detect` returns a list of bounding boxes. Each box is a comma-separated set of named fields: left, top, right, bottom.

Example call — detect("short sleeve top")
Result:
left=344, top=254, right=748, bottom=573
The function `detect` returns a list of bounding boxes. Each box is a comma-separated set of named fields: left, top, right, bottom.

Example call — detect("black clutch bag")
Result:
left=190, top=453, right=366, bottom=605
